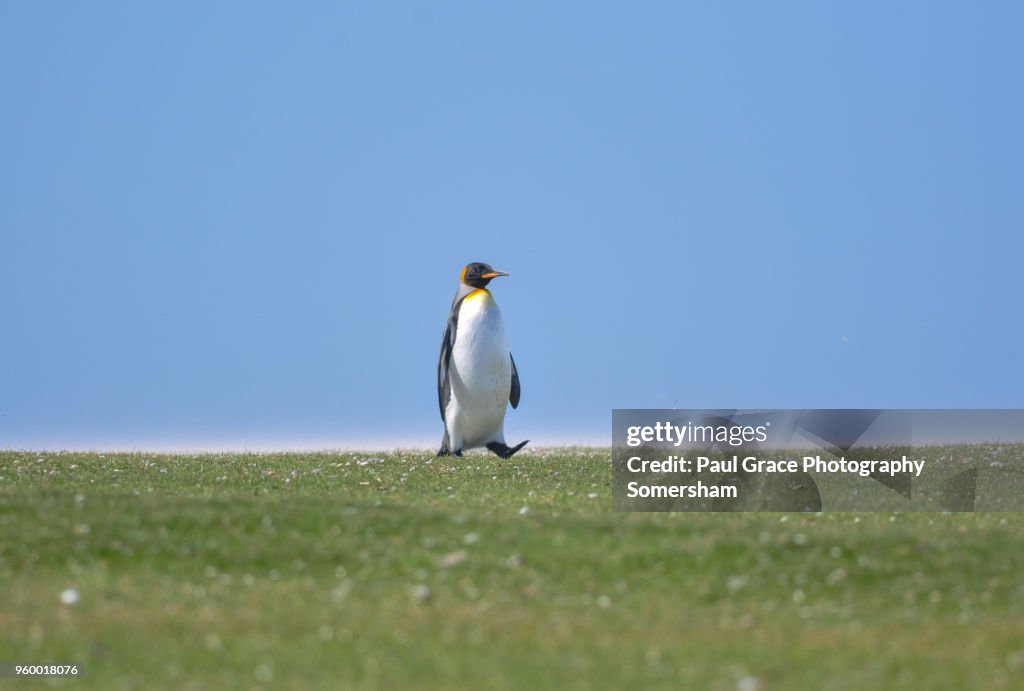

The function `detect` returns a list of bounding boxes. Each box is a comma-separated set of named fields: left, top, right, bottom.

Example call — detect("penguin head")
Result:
left=461, top=262, right=509, bottom=289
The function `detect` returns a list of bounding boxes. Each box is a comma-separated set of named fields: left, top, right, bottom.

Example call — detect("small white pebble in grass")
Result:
left=727, top=576, right=747, bottom=592
left=436, top=550, right=467, bottom=569
left=409, top=584, right=432, bottom=602
left=587, top=492, right=598, bottom=499
left=60, top=589, right=80, bottom=606
left=825, top=568, right=847, bottom=586
left=792, top=533, right=807, bottom=546
left=518, top=506, right=529, bottom=515
left=853, top=517, right=862, bottom=523
left=463, top=532, right=479, bottom=545
left=779, top=515, right=788, bottom=522
left=990, top=461, right=1004, bottom=468
left=330, top=582, right=352, bottom=603
left=596, top=595, right=612, bottom=608
left=737, top=675, right=762, bottom=691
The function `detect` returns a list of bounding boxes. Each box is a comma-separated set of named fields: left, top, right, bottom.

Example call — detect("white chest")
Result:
left=450, top=291, right=511, bottom=397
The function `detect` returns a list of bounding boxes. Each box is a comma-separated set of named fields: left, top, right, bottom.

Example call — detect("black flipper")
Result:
left=438, top=296, right=466, bottom=422
left=509, top=353, right=521, bottom=409
left=486, top=440, right=529, bottom=459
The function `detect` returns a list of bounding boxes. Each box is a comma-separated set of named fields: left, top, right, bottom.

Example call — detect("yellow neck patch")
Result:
left=463, top=288, right=490, bottom=302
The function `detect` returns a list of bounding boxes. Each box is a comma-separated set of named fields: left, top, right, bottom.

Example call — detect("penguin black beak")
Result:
left=481, top=270, right=509, bottom=279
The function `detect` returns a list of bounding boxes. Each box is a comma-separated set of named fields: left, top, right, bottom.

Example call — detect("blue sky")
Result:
left=2, top=2, right=1022, bottom=450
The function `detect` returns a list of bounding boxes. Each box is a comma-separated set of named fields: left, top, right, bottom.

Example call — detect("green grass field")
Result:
left=2, top=449, right=1023, bottom=690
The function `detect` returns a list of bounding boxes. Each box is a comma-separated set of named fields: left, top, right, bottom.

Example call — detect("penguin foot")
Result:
left=486, top=440, right=530, bottom=459
left=437, top=433, right=462, bottom=457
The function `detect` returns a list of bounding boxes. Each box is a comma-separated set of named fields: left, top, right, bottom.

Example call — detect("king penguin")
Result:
left=437, top=262, right=528, bottom=458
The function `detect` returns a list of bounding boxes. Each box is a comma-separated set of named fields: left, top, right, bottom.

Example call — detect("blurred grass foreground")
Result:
left=2, top=449, right=1023, bottom=689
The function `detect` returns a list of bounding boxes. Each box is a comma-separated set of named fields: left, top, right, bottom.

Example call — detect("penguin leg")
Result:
left=437, top=431, right=464, bottom=457
left=437, top=431, right=452, bottom=457
left=486, top=440, right=529, bottom=459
